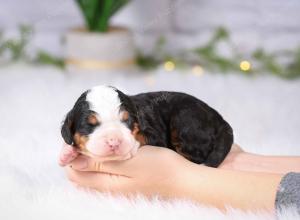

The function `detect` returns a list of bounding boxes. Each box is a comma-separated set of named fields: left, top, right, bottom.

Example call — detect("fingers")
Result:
left=70, top=155, right=131, bottom=176
left=65, top=166, right=129, bottom=192
left=70, top=145, right=177, bottom=176
left=59, top=144, right=79, bottom=166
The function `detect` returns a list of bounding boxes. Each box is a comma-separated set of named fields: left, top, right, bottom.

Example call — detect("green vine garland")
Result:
left=0, top=25, right=64, bottom=68
left=0, top=25, right=299, bottom=79
left=137, top=27, right=300, bottom=79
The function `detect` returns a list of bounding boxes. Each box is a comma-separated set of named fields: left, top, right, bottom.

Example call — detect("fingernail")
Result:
left=75, top=157, right=88, bottom=170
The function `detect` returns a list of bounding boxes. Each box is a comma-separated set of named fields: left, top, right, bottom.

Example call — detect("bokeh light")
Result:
left=240, top=60, right=251, bottom=71
left=164, top=61, right=175, bottom=71
left=192, top=65, right=204, bottom=76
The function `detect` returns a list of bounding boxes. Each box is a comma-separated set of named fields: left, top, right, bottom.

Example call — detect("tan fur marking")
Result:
left=132, top=123, right=146, bottom=146
left=88, top=114, right=99, bottom=125
left=121, top=111, right=129, bottom=121
left=74, top=132, right=89, bottom=151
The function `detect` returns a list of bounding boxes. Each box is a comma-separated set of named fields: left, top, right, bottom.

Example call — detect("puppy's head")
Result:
left=61, top=85, right=144, bottom=161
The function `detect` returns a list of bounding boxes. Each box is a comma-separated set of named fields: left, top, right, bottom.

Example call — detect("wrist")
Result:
left=173, top=161, right=228, bottom=209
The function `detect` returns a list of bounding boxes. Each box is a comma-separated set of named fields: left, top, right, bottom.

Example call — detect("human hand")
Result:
left=60, top=144, right=283, bottom=211
left=58, top=143, right=79, bottom=166
left=64, top=145, right=189, bottom=198
left=59, top=142, right=244, bottom=197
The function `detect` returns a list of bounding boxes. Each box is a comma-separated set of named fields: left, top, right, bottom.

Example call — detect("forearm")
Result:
left=175, top=161, right=283, bottom=211
left=221, top=150, right=300, bottom=174
left=239, top=153, right=300, bottom=174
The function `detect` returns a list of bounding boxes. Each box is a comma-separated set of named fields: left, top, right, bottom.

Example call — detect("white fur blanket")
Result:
left=0, top=64, right=299, bottom=220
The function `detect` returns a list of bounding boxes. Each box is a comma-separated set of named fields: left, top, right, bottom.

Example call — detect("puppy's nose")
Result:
left=106, top=136, right=121, bottom=150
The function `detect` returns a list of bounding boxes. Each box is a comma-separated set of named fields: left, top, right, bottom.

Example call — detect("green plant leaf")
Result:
left=252, top=48, right=284, bottom=75
left=35, top=50, right=65, bottom=68
left=76, top=0, right=100, bottom=31
left=76, top=0, right=131, bottom=32
left=136, top=52, right=160, bottom=70
left=95, top=0, right=114, bottom=32
left=208, top=26, right=229, bottom=46
left=284, top=49, right=300, bottom=78
left=109, top=0, right=130, bottom=18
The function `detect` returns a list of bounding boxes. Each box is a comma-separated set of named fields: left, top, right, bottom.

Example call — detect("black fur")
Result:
left=130, top=92, right=233, bottom=167
left=61, top=90, right=99, bottom=146
left=114, top=88, right=138, bottom=130
left=61, top=89, right=233, bottom=167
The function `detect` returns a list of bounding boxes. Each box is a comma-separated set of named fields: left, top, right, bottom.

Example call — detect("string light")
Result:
left=164, top=61, right=175, bottom=71
left=240, top=60, right=251, bottom=71
left=192, top=65, right=204, bottom=76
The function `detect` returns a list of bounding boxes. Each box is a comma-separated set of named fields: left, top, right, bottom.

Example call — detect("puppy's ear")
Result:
left=61, top=110, right=74, bottom=145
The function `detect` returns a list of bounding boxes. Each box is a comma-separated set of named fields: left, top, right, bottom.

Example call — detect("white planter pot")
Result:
left=65, top=27, right=136, bottom=72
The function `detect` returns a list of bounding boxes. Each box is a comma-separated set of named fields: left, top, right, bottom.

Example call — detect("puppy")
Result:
left=61, top=85, right=233, bottom=167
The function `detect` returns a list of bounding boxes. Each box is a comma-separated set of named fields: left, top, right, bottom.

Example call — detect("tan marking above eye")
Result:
left=121, top=110, right=129, bottom=121
left=88, top=114, right=99, bottom=125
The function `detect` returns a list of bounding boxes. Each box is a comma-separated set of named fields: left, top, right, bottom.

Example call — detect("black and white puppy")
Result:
left=61, top=85, right=233, bottom=167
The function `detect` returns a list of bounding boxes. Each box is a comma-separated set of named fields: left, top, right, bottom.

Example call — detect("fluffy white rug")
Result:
left=0, top=63, right=299, bottom=220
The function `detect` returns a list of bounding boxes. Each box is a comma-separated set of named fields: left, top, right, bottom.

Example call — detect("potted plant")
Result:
left=65, top=0, right=135, bottom=71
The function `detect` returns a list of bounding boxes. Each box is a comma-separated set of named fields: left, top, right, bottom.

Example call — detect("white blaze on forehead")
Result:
left=86, top=85, right=121, bottom=120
